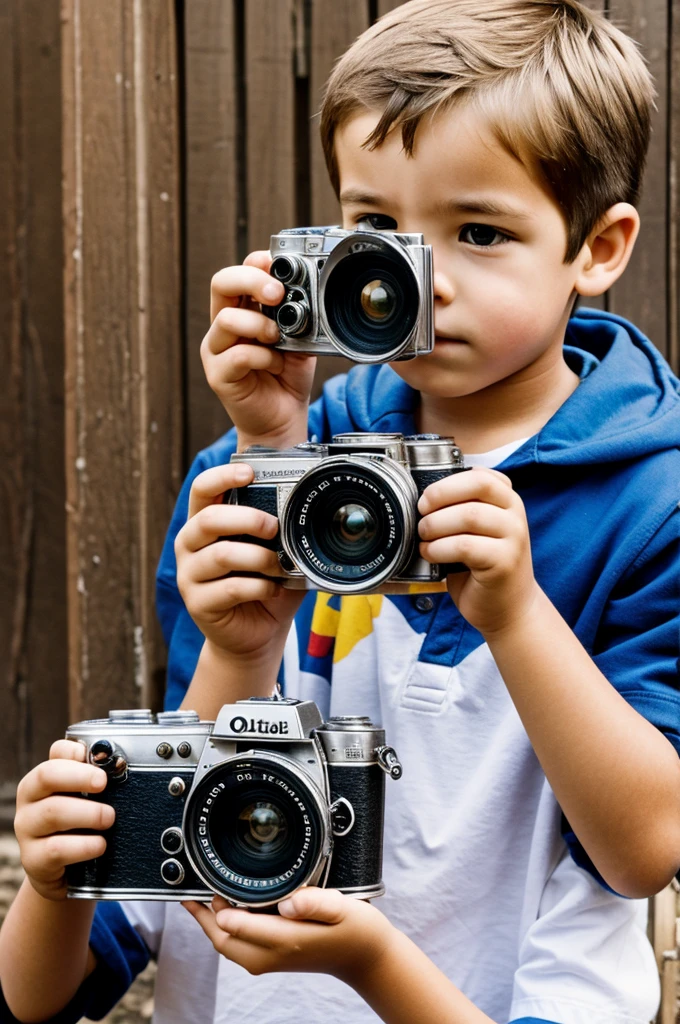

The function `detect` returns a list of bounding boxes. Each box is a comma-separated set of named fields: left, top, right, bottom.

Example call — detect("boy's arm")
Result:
left=0, top=879, right=97, bottom=1022
left=485, top=584, right=680, bottom=898
left=419, top=467, right=680, bottom=898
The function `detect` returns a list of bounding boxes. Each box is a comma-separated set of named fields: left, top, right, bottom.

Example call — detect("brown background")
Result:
left=1, top=0, right=678, bottom=814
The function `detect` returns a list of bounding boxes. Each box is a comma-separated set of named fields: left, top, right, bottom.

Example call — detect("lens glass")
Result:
left=285, top=461, right=409, bottom=588
left=323, top=249, right=419, bottom=359
left=185, top=758, right=324, bottom=904
left=360, top=280, right=396, bottom=322
left=330, top=504, right=377, bottom=560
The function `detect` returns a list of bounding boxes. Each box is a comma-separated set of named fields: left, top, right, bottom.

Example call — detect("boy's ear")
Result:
left=574, top=203, right=640, bottom=297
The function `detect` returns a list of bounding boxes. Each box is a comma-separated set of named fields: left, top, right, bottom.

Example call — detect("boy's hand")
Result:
left=418, top=466, right=540, bottom=638
left=174, top=462, right=304, bottom=659
left=203, top=251, right=316, bottom=449
left=14, top=740, right=113, bottom=901
left=183, top=888, right=396, bottom=985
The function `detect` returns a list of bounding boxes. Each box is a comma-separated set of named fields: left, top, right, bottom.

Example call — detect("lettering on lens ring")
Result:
left=229, top=715, right=290, bottom=736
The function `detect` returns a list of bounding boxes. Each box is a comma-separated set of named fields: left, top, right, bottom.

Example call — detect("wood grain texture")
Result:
left=62, top=0, right=181, bottom=721
left=185, top=0, right=239, bottom=458
left=0, top=0, right=67, bottom=786
left=377, top=0, right=406, bottom=15
left=607, top=0, right=669, bottom=357
left=245, top=0, right=297, bottom=251
left=309, top=0, right=369, bottom=225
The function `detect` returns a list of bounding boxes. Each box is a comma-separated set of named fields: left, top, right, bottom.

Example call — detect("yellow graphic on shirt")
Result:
left=308, top=593, right=384, bottom=663
left=307, top=582, right=446, bottom=664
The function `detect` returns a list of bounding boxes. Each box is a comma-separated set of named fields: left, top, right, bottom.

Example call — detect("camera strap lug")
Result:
left=375, top=745, right=403, bottom=780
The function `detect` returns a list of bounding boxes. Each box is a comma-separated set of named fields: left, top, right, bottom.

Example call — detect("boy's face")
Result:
left=335, top=105, right=589, bottom=400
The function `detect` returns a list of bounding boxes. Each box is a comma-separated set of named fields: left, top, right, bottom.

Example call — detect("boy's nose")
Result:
left=433, top=269, right=455, bottom=305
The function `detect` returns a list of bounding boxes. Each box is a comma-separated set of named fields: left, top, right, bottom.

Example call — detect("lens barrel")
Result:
left=183, top=754, right=328, bottom=906
left=320, top=234, right=421, bottom=362
left=281, top=455, right=416, bottom=593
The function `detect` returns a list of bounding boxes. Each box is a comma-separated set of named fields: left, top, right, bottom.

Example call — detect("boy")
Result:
left=1, top=1, right=679, bottom=1022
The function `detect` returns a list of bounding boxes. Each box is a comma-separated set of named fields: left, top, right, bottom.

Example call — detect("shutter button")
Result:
left=414, top=595, right=434, bottom=613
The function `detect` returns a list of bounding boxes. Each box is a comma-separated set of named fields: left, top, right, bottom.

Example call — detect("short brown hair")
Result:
left=320, top=0, right=655, bottom=261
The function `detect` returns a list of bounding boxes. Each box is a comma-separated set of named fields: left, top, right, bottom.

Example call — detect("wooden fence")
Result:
left=1, top=0, right=678, bottom=803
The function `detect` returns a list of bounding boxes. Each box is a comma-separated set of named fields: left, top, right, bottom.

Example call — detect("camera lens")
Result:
left=283, top=459, right=414, bottom=591
left=322, top=247, right=419, bottom=361
left=184, top=757, right=326, bottom=905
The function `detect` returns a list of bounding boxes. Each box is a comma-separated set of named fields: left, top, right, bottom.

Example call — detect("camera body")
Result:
left=262, top=225, right=433, bottom=363
left=65, top=698, right=401, bottom=909
left=229, top=432, right=468, bottom=595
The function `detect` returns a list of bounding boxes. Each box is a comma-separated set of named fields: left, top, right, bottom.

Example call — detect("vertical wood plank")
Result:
left=245, top=0, right=297, bottom=251
left=138, top=0, right=184, bottom=711
left=62, top=0, right=182, bottom=721
left=607, top=0, right=669, bottom=356
left=650, top=887, right=678, bottom=1024
left=0, top=0, right=67, bottom=797
left=578, top=0, right=606, bottom=311
left=184, top=0, right=239, bottom=458
left=0, top=0, right=25, bottom=795
left=309, top=0, right=369, bottom=226
left=377, top=0, right=405, bottom=15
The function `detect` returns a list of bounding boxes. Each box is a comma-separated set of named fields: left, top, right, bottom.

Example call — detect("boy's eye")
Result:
left=459, top=223, right=510, bottom=247
left=357, top=213, right=398, bottom=231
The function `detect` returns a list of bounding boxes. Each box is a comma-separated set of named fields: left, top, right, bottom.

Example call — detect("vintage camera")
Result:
left=262, top=224, right=433, bottom=363
left=65, top=697, right=402, bottom=909
left=228, top=432, right=468, bottom=594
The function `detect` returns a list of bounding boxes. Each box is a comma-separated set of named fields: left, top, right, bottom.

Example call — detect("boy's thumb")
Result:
left=277, top=887, right=345, bottom=924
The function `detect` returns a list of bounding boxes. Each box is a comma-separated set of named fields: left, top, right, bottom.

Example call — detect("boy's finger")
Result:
left=20, top=794, right=115, bottom=839
left=211, top=905, right=285, bottom=949
left=216, top=341, right=287, bottom=384
left=203, top=307, right=281, bottom=355
left=276, top=887, right=346, bottom=925
left=184, top=539, right=283, bottom=584
left=210, top=266, right=284, bottom=321
left=18, top=760, right=107, bottom=805
left=418, top=466, right=515, bottom=516
left=22, top=833, right=108, bottom=879
left=186, top=464, right=255, bottom=519
left=418, top=502, right=509, bottom=543
left=187, top=576, right=283, bottom=617
left=420, top=534, right=506, bottom=573
left=243, top=250, right=273, bottom=270
left=180, top=502, right=278, bottom=549
left=49, top=739, right=87, bottom=762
